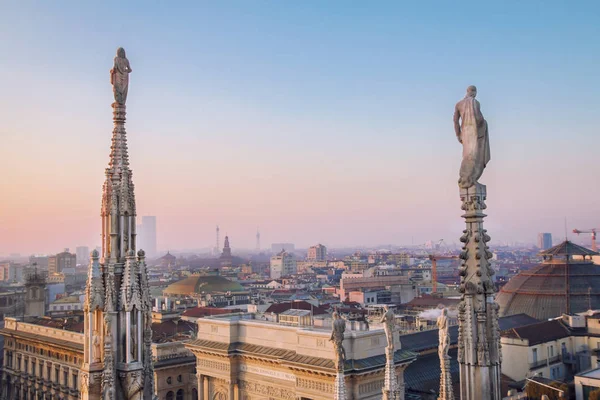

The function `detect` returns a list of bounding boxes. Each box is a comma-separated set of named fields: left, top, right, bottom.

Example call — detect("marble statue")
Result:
left=330, top=311, right=346, bottom=371
left=92, top=330, right=101, bottom=362
left=110, top=47, right=132, bottom=105
left=437, top=308, right=449, bottom=359
left=380, top=305, right=395, bottom=349
left=454, top=85, right=490, bottom=188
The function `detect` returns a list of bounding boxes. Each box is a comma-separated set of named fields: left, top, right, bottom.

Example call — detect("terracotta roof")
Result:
left=539, top=240, right=599, bottom=257
left=501, top=319, right=570, bottom=346
left=151, top=320, right=196, bottom=342
left=23, top=317, right=84, bottom=333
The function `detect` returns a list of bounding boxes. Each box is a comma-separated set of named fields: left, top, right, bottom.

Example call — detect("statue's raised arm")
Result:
left=454, top=85, right=491, bottom=188
left=110, top=47, right=132, bottom=105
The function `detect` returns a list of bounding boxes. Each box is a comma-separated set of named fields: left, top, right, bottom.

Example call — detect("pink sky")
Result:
left=1, top=3, right=599, bottom=255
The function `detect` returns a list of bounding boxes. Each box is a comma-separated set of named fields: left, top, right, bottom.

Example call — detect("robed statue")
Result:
left=92, top=330, right=101, bottom=362
left=110, top=47, right=132, bottom=105
left=454, top=85, right=490, bottom=188
left=437, top=308, right=450, bottom=359
left=330, top=311, right=346, bottom=372
left=380, top=305, right=395, bottom=349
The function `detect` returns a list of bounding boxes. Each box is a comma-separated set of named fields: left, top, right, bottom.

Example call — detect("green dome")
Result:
left=163, top=275, right=244, bottom=296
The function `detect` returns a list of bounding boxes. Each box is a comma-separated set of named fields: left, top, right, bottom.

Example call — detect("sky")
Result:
left=1, top=1, right=599, bottom=255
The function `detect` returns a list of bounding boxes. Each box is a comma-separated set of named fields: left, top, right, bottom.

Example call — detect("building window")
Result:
left=64, top=370, right=68, bottom=385
left=167, top=377, right=172, bottom=385
left=166, top=391, right=174, bottom=400
left=177, top=375, right=183, bottom=383
left=55, top=367, right=60, bottom=383
left=532, top=348, right=538, bottom=364
left=192, top=389, right=198, bottom=400
left=73, top=373, right=78, bottom=389
left=176, top=389, right=184, bottom=400
left=549, top=345, right=554, bottom=357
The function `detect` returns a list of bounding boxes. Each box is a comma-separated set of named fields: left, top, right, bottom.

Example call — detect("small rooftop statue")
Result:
left=330, top=310, right=346, bottom=372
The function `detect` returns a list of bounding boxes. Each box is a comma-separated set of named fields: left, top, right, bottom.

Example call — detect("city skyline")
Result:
left=1, top=2, right=599, bottom=254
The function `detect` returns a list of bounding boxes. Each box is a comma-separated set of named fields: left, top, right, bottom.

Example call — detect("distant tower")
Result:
left=256, top=228, right=261, bottom=252
left=220, top=235, right=233, bottom=267
left=24, top=267, right=46, bottom=317
left=216, top=225, right=220, bottom=254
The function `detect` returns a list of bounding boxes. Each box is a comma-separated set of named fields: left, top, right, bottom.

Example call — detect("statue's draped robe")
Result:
left=112, top=58, right=130, bottom=104
left=438, top=315, right=449, bottom=358
left=456, top=96, right=491, bottom=187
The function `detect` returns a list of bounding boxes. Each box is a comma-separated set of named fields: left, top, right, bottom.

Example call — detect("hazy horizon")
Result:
left=1, top=2, right=599, bottom=255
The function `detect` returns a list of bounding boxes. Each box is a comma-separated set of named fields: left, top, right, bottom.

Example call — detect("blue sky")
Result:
left=1, top=1, right=599, bottom=253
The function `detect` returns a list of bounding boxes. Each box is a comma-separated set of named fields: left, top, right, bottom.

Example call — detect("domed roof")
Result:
left=497, top=242, right=600, bottom=320
left=163, top=275, right=244, bottom=296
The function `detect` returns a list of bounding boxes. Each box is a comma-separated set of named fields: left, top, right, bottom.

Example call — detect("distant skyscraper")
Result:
left=0, top=261, right=23, bottom=283
left=256, top=228, right=261, bottom=252
left=307, top=244, right=327, bottom=261
left=270, top=250, right=297, bottom=279
left=76, top=246, right=90, bottom=265
left=29, top=255, right=49, bottom=270
left=138, top=216, right=157, bottom=257
left=537, top=233, right=553, bottom=250
left=271, top=243, right=295, bottom=253
left=48, top=250, right=76, bottom=275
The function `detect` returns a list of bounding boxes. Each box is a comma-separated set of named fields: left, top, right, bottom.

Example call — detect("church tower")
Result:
left=81, top=47, right=155, bottom=400
left=24, top=269, right=46, bottom=317
left=220, top=235, right=233, bottom=266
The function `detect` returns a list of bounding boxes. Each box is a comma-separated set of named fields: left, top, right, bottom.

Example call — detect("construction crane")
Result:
left=573, top=229, right=597, bottom=252
left=425, top=239, right=459, bottom=293
left=429, top=254, right=459, bottom=293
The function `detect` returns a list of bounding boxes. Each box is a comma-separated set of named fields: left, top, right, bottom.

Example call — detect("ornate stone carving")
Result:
left=197, top=359, right=230, bottom=372
left=457, top=183, right=501, bottom=399
left=81, top=49, right=155, bottom=400
left=359, top=379, right=385, bottom=395
left=239, top=381, right=295, bottom=400
left=296, top=378, right=334, bottom=394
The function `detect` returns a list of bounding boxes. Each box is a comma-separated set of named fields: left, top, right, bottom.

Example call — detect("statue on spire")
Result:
left=110, top=47, right=132, bottom=105
left=454, top=85, right=490, bottom=188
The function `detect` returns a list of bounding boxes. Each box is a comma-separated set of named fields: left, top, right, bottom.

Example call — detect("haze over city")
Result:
left=1, top=1, right=599, bottom=254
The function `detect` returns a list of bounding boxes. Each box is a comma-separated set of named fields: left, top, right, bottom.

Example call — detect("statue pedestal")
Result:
left=334, top=371, right=346, bottom=400
left=382, top=346, right=399, bottom=400
left=438, top=356, right=454, bottom=400
left=457, top=183, right=502, bottom=400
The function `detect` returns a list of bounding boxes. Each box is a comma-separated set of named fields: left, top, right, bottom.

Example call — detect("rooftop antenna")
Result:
left=256, top=227, right=261, bottom=252
left=564, top=217, right=568, bottom=241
